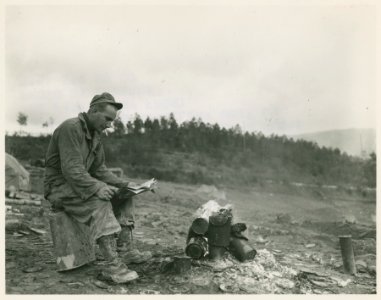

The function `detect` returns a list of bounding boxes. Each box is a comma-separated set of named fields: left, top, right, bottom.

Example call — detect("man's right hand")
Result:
left=96, top=185, right=116, bottom=201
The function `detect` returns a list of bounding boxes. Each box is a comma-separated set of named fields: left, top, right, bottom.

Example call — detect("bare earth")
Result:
left=5, top=180, right=376, bottom=294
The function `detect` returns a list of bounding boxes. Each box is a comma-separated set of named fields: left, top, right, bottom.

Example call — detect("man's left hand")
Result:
left=109, top=185, right=119, bottom=193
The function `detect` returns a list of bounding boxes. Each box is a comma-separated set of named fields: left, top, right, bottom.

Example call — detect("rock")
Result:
left=67, top=282, right=84, bottom=288
left=142, top=238, right=157, bottom=245
left=17, top=230, right=30, bottom=235
left=139, top=289, right=160, bottom=295
left=359, top=230, right=376, bottom=239
left=172, top=256, right=191, bottom=274
left=22, top=265, right=44, bottom=273
left=309, top=253, right=324, bottom=264
left=167, top=285, right=190, bottom=294
left=7, top=185, right=17, bottom=198
left=254, top=235, right=269, bottom=244
left=6, top=219, right=29, bottom=232
left=343, top=215, right=357, bottom=224
left=191, top=277, right=219, bottom=294
left=275, top=278, right=295, bottom=289
left=334, top=277, right=351, bottom=287
left=309, top=280, right=328, bottom=288
left=237, top=277, right=260, bottom=293
left=256, top=249, right=277, bottom=268
left=219, top=283, right=240, bottom=293
left=92, top=279, right=109, bottom=289
left=12, top=232, right=24, bottom=237
left=107, top=286, right=129, bottom=294
left=160, top=256, right=191, bottom=274
left=367, top=264, right=376, bottom=275
left=28, top=227, right=46, bottom=235
left=151, top=220, right=164, bottom=228
left=270, top=271, right=282, bottom=277
left=355, top=260, right=368, bottom=273
left=201, top=258, right=234, bottom=272
left=276, top=213, right=292, bottom=224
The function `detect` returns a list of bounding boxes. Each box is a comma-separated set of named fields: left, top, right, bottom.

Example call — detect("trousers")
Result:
left=46, top=182, right=135, bottom=241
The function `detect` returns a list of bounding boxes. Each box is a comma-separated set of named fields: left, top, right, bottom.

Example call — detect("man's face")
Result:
left=91, top=104, right=118, bottom=133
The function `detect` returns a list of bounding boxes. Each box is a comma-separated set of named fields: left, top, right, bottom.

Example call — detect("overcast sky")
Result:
left=4, top=4, right=377, bottom=136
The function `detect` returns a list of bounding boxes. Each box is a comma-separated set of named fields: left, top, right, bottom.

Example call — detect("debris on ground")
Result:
left=5, top=183, right=376, bottom=294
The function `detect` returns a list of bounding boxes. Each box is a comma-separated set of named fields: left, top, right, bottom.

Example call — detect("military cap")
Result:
left=90, top=92, right=123, bottom=110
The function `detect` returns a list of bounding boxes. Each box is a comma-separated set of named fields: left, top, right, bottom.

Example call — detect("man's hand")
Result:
left=142, top=178, right=158, bottom=192
left=96, top=185, right=117, bottom=201
left=127, top=182, right=138, bottom=188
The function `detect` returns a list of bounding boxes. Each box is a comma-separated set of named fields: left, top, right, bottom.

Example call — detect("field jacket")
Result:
left=44, top=113, right=126, bottom=201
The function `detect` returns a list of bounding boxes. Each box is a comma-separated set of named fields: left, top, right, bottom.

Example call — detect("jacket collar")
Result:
left=78, top=112, right=98, bottom=140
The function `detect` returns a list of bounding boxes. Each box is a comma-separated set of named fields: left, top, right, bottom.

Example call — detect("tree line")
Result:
left=105, top=113, right=376, bottom=188
left=5, top=113, right=376, bottom=188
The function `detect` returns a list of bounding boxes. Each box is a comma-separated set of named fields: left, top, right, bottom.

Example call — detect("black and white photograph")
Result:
left=2, top=0, right=378, bottom=296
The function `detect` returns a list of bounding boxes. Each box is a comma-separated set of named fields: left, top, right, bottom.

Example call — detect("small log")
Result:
left=28, top=227, right=47, bottom=235
left=49, top=211, right=96, bottom=271
left=5, top=219, right=25, bottom=231
left=6, top=199, right=41, bottom=206
left=5, top=212, right=24, bottom=217
left=191, top=200, right=221, bottom=234
left=339, top=235, right=357, bottom=275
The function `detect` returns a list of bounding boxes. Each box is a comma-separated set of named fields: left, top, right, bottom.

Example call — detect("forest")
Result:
left=5, top=113, right=376, bottom=188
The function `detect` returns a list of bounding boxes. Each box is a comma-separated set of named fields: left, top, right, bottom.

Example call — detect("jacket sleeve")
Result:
left=58, top=123, right=107, bottom=200
left=90, top=144, right=129, bottom=188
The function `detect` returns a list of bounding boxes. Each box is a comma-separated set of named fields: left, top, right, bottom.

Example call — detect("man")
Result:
left=44, top=92, right=152, bottom=283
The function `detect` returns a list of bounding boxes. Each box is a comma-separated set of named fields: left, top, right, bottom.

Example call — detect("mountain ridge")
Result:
left=291, top=128, right=376, bottom=157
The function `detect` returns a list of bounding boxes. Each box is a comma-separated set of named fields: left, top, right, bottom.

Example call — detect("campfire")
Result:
left=185, top=200, right=257, bottom=262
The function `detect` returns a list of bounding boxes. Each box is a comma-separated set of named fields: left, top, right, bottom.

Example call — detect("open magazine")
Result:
left=117, top=178, right=157, bottom=199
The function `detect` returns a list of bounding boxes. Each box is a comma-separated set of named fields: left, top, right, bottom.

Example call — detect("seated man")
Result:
left=44, top=92, right=152, bottom=283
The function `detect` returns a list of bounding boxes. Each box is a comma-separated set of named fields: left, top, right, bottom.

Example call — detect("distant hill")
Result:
left=292, top=128, right=376, bottom=157
left=5, top=115, right=376, bottom=188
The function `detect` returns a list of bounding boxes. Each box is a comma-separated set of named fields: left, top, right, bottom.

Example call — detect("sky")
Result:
left=4, top=4, right=377, bottom=136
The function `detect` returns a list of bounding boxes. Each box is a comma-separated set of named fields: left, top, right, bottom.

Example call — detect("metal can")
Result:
left=185, top=236, right=208, bottom=259
left=207, top=211, right=232, bottom=247
left=208, top=245, right=227, bottom=260
left=229, top=237, right=257, bottom=262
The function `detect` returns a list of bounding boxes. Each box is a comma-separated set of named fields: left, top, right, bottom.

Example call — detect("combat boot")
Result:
left=97, top=234, right=139, bottom=283
left=117, top=225, right=152, bottom=264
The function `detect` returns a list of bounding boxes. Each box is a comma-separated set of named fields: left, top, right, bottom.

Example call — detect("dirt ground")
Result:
left=5, top=180, right=377, bottom=294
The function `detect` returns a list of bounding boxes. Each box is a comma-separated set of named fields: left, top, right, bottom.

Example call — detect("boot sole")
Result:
left=124, top=253, right=153, bottom=265
left=100, top=270, right=139, bottom=284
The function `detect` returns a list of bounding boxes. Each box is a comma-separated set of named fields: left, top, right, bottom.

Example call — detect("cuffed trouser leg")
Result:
left=110, top=196, right=135, bottom=228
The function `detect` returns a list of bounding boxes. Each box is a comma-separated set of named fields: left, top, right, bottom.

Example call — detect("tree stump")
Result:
left=339, top=235, right=357, bottom=275
left=49, top=211, right=96, bottom=271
